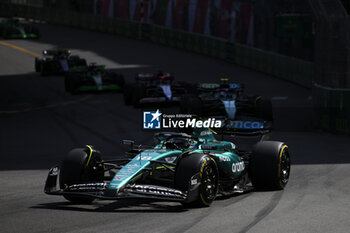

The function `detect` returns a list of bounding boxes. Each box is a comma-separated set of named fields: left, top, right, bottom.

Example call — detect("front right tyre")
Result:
left=175, top=153, right=219, bottom=207
left=250, top=141, right=291, bottom=190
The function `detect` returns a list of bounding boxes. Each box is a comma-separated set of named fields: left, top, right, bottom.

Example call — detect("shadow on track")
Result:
left=31, top=199, right=188, bottom=213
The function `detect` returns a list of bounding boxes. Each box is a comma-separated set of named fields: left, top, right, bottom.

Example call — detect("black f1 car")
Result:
left=64, top=63, right=124, bottom=93
left=180, top=79, right=273, bottom=122
left=44, top=126, right=290, bottom=207
left=35, top=49, right=87, bottom=76
left=0, top=17, right=39, bottom=39
left=123, top=72, right=194, bottom=107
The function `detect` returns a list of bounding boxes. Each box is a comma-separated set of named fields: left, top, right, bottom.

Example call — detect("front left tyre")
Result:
left=59, top=147, right=104, bottom=203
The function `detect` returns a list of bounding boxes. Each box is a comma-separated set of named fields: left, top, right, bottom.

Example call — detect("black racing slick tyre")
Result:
left=123, top=84, right=133, bottom=105
left=31, top=26, right=40, bottom=39
left=112, top=74, right=125, bottom=88
left=40, top=62, right=49, bottom=76
left=59, top=147, right=104, bottom=203
left=34, top=58, right=41, bottom=72
left=175, top=153, right=219, bottom=207
left=250, top=141, right=291, bottom=190
left=132, top=84, right=145, bottom=108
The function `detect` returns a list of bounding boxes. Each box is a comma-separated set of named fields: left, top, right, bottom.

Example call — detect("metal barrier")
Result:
left=313, top=83, right=350, bottom=135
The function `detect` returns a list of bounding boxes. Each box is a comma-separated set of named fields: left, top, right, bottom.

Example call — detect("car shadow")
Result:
left=31, top=199, right=188, bottom=213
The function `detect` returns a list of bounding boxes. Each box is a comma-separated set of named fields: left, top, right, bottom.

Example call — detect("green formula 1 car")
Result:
left=44, top=126, right=291, bottom=207
left=64, top=63, right=124, bottom=93
left=0, top=18, right=39, bottom=39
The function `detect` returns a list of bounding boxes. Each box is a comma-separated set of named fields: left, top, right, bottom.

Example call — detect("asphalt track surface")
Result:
left=0, top=23, right=349, bottom=233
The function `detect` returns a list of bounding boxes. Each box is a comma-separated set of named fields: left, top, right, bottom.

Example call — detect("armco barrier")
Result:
left=313, top=83, right=350, bottom=135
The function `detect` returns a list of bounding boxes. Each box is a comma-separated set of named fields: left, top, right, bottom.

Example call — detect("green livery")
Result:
left=0, top=18, right=39, bottom=39
left=45, top=128, right=291, bottom=207
left=64, top=63, right=124, bottom=93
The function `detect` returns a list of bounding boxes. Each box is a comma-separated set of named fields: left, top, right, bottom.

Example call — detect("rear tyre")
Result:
left=31, top=26, right=40, bottom=39
left=250, top=141, right=291, bottom=190
left=132, top=84, right=145, bottom=108
left=112, top=74, right=125, bottom=88
left=123, top=84, right=133, bottom=105
left=34, top=58, right=41, bottom=72
left=40, top=62, right=49, bottom=76
left=59, top=147, right=104, bottom=203
left=175, top=153, right=218, bottom=207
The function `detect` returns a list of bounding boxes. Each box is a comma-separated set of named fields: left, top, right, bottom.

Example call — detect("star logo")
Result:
left=143, top=110, right=162, bottom=129
left=151, top=109, right=162, bottom=122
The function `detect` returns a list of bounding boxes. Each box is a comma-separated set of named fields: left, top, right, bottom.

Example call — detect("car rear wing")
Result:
left=43, top=49, right=71, bottom=56
left=198, top=82, right=244, bottom=92
left=215, top=119, right=272, bottom=137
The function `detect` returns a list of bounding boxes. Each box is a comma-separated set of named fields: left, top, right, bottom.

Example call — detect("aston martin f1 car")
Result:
left=35, top=49, right=87, bottom=76
left=64, top=63, right=124, bottom=93
left=0, top=18, right=39, bottom=39
left=44, top=126, right=290, bottom=207
left=123, top=72, right=195, bottom=107
left=180, top=80, right=273, bottom=122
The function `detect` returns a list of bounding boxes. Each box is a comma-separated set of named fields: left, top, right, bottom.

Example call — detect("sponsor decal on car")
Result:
left=219, top=156, right=231, bottom=162
left=165, top=156, right=177, bottom=163
left=125, top=184, right=185, bottom=198
left=232, top=161, right=245, bottom=173
left=191, top=178, right=198, bottom=185
left=226, top=120, right=264, bottom=129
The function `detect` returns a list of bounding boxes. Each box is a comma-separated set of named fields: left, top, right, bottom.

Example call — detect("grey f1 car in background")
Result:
left=64, top=63, right=124, bottom=93
left=35, top=49, right=87, bottom=76
left=123, top=72, right=195, bottom=107
left=180, top=79, right=273, bottom=122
